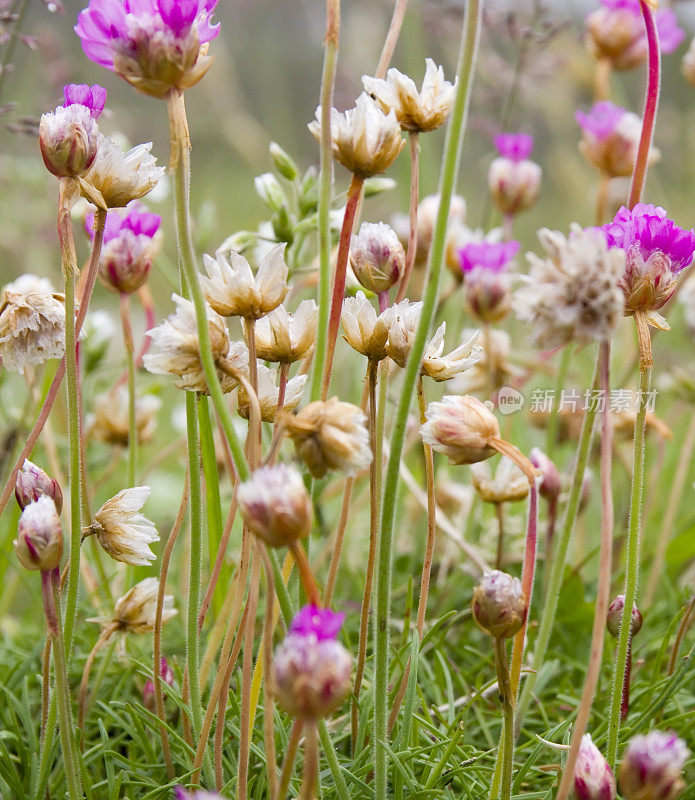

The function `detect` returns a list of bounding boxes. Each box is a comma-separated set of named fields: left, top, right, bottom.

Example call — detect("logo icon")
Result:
left=497, top=386, right=524, bottom=415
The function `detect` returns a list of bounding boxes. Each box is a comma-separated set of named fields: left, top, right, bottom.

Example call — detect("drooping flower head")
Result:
left=571, top=734, right=617, bottom=800
left=489, top=133, right=541, bottom=216
left=619, top=730, right=689, bottom=800
left=493, top=133, right=534, bottom=162
left=75, top=0, right=220, bottom=98
left=89, top=577, right=176, bottom=633
left=601, top=204, right=695, bottom=318
left=421, top=395, right=501, bottom=465
left=586, top=0, right=684, bottom=72
left=459, top=240, right=519, bottom=323
left=88, top=386, right=161, bottom=446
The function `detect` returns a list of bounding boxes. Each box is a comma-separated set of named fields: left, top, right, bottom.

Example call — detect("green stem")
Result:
left=310, top=0, right=339, bottom=402
left=120, top=292, right=137, bottom=487
left=494, top=637, right=514, bottom=800
left=372, top=2, right=483, bottom=796
left=198, top=395, right=223, bottom=613
left=546, top=346, right=571, bottom=455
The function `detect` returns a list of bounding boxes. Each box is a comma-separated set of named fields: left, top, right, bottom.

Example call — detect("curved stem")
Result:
left=395, top=131, right=420, bottom=303
left=415, top=376, right=436, bottom=638
left=375, top=0, right=407, bottom=78
left=373, top=1, right=484, bottom=795
left=78, top=621, right=118, bottom=732
left=119, top=293, right=137, bottom=487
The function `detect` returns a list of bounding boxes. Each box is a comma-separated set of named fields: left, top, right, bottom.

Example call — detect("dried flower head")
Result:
left=362, top=58, right=456, bottom=132
left=75, top=0, right=220, bottom=98
left=88, top=386, right=161, bottom=447
left=470, top=457, right=529, bottom=504
left=350, top=222, right=405, bottom=294
left=81, top=135, right=164, bottom=209
left=308, top=93, right=404, bottom=177
left=285, top=397, right=372, bottom=479
left=237, top=365, right=306, bottom=422
left=393, top=193, right=468, bottom=270
left=14, top=496, right=63, bottom=572
left=606, top=594, right=643, bottom=639
left=273, top=606, right=352, bottom=719
left=144, top=294, right=247, bottom=394
left=420, top=326, right=481, bottom=382
left=421, top=395, right=500, bottom=465
left=248, top=300, right=317, bottom=363
left=460, top=240, right=519, bottom=323
left=237, top=463, right=312, bottom=548
left=90, top=577, right=176, bottom=633
left=683, top=38, right=695, bottom=87
left=15, top=459, right=63, bottom=514
left=0, top=274, right=66, bottom=373
left=619, top=730, right=689, bottom=800
left=341, top=291, right=393, bottom=361
left=571, top=734, right=617, bottom=800
left=515, top=226, right=625, bottom=349
left=201, top=245, right=288, bottom=319
left=471, top=569, right=526, bottom=639
left=383, top=298, right=423, bottom=366
left=86, top=486, right=159, bottom=566
left=488, top=133, right=542, bottom=216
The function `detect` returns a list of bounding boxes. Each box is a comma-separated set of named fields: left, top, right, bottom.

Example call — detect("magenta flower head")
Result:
left=459, top=240, right=519, bottom=323
left=75, top=0, right=220, bottom=99
left=273, top=605, right=352, bottom=719
left=488, top=133, right=541, bottom=216
left=142, top=656, right=174, bottom=711
left=15, top=459, right=63, bottom=514
left=174, top=789, right=227, bottom=800
left=586, top=0, right=684, bottom=71
left=571, top=734, right=617, bottom=800
left=619, top=730, right=689, bottom=800
left=601, top=204, right=695, bottom=318
left=86, top=202, right=161, bottom=294
left=575, top=102, right=656, bottom=178
left=38, top=83, right=106, bottom=178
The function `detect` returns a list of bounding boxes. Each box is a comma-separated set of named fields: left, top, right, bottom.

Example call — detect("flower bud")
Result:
left=39, top=104, right=99, bottom=179
left=420, top=395, right=500, bottom=466
left=571, top=734, right=617, bottom=800
left=269, top=142, right=299, bottom=181
left=606, top=595, right=643, bottom=639
left=142, top=656, right=174, bottom=712
left=529, top=448, right=561, bottom=503
left=15, top=459, right=63, bottom=514
left=350, top=222, right=404, bottom=294
left=619, top=730, right=689, bottom=800
left=488, top=134, right=541, bottom=217
left=273, top=606, right=352, bottom=719
left=14, top=495, right=63, bottom=572
left=471, top=569, right=526, bottom=639
left=237, top=464, right=312, bottom=548
left=255, top=173, right=287, bottom=212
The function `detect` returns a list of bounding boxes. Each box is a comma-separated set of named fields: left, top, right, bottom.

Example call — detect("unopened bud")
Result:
left=488, top=158, right=541, bottom=217
left=237, top=464, right=312, bottom=548
left=14, top=495, right=63, bottom=572
left=619, top=730, right=689, bottom=800
left=571, top=734, right=617, bottom=800
left=15, top=459, right=63, bottom=513
left=530, top=448, right=561, bottom=503
left=255, top=173, right=287, bottom=213
left=142, top=656, right=174, bottom=712
left=420, top=395, right=500, bottom=465
left=471, top=570, right=526, bottom=639
left=39, top=104, right=100, bottom=179
left=350, top=222, right=404, bottom=294
left=269, top=142, right=299, bottom=181
left=606, top=595, right=643, bottom=639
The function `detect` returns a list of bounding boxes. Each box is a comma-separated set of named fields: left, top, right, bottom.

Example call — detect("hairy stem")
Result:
left=415, top=376, right=436, bottom=637
left=119, top=292, right=137, bottom=487
left=395, top=131, right=420, bottom=303
left=494, top=636, right=514, bottom=800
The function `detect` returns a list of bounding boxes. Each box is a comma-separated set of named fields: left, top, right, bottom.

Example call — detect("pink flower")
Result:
left=493, top=132, right=534, bottom=162
left=289, top=604, right=345, bottom=641
left=62, top=83, right=107, bottom=119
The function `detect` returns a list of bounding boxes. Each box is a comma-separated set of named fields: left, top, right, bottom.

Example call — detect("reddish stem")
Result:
left=621, top=643, right=632, bottom=721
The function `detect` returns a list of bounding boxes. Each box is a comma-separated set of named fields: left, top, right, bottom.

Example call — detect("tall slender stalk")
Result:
left=494, top=636, right=514, bottom=800
left=395, top=131, right=420, bottom=304
left=119, top=293, right=137, bottom=487
left=375, top=0, right=408, bottom=78
left=373, top=1, right=483, bottom=794
left=415, top=377, right=435, bottom=637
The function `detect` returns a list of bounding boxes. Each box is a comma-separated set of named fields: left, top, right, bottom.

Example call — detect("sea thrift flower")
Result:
left=88, top=387, right=161, bottom=446
left=350, top=222, right=405, bottom=294
left=341, top=291, right=394, bottom=362
left=619, top=731, right=689, bottom=800
left=459, top=240, right=519, bottom=323
left=201, top=245, right=288, bottom=319
left=515, top=226, right=625, bottom=348
left=470, top=457, right=529, bottom=504
left=237, top=365, right=306, bottom=422
left=174, top=789, right=227, bottom=800
left=683, top=38, right=695, bottom=87
left=606, top=594, right=643, bottom=638
left=384, top=298, right=424, bottom=366
left=39, top=83, right=105, bottom=179
left=0, top=274, right=66, bottom=373
left=87, top=203, right=161, bottom=294
left=420, top=326, right=481, bottom=382
left=144, top=294, right=248, bottom=393
left=393, top=193, right=468, bottom=269
left=142, top=656, right=174, bottom=711
left=81, top=135, right=164, bottom=208
left=420, top=395, right=500, bottom=465
left=15, top=460, right=63, bottom=514
left=488, top=133, right=542, bottom=216
left=273, top=605, right=352, bottom=719
left=601, top=204, right=695, bottom=320
left=362, top=58, right=456, bottom=132
left=14, top=496, right=63, bottom=572
left=237, top=463, right=312, bottom=548
left=89, top=577, right=176, bottom=633
left=75, top=0, right=220, bottom=99
left=576, top=102, right=657, bottom=178
left=530, top=448, right=561, bottom=503
left=86, top=486, right=159, bottom=566
left=285, top=397, right=372, bottom=479
left=586, top=0, right=684, bottom=72
left=308, top=93, right=404, bottom=177
left=571, top=734, right=617, bottom=800
left=250, top=300, right=317, bottom=363
left=471, top=570, right=526, bottom=639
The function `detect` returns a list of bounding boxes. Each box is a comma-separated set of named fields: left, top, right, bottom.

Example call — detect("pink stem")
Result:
left=115, top=286, right=156, bottom=388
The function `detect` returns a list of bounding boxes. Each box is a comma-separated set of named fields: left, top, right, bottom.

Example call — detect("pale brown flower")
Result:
left=89, top=577, right=176, bottom=634
left=87, top=486, right=159, bottom=566
left=250, top=300, right=317, bottom=363
left=88, top=387, right=161, bottom=446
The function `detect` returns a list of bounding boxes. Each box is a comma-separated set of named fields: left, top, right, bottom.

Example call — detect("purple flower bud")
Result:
left=15, top=459, right=63, bottom=514
left=488, top=133, right=541, bottom=215
left=350, top=222, right=405, bottom=294
left=39, top=103, right=99, bottom=179
left=619, top=730, right=689, bottom=800
left=460, top=241, right=518, bottom=323
left=63, top=83, right=107, bottom=119
left=471, top=570, right=526, bottom=639
left=14, top=495, right=63, bottom=572
left=142, top=656, right=174, bottom=711
left=576, top=102, right=647, bottom=179
left=571, top=734, right=617, bottom=800
left=289, top=605, right=345, bottom=641
left=606, top=595, right=643, bottom=639
left=529, top=448, right=561, bottom=503
left=493, top=133, right=534, bottom=162
left=459, top=240, right=520, bottom=275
